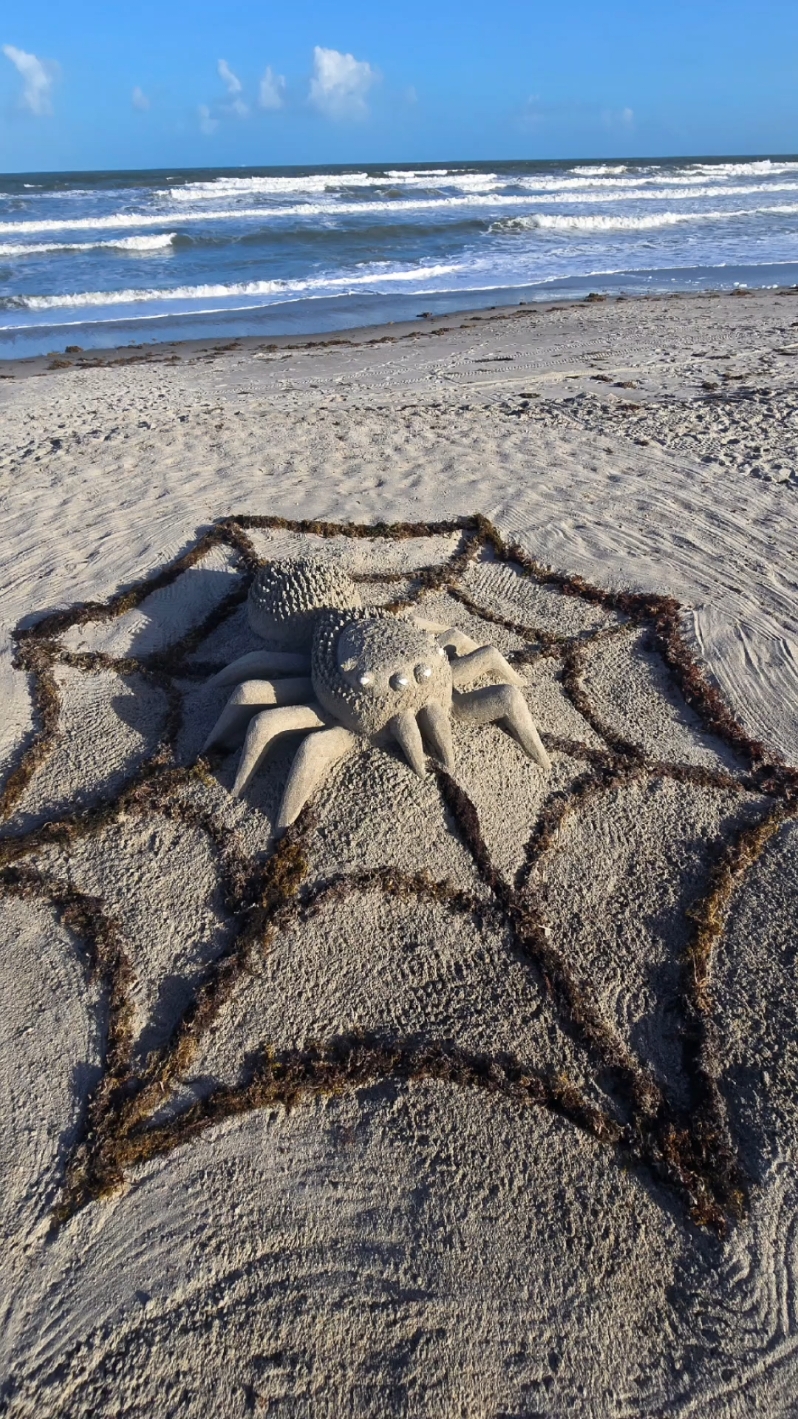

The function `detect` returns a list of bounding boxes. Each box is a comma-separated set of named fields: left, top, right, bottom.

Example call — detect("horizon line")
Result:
left=2, top=150, right=798, bottom=181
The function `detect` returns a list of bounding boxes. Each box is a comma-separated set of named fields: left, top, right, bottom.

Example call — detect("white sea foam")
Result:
left=10, top=261, right=464, bottom=311
left=5, top=182, right=798, bottom=238
left=0, top=233, right=177, bottom=258
left=161, top=168, right=499, bottom=202
left=569, top=164, right=629, bottom=176
left=0, top=232, right=175, bottom=258
left=107, top=233, right=177, bottom=251
left=686, top=159, right=798, bottom=177
left=384, top=169, right=451, bottom=178
left=160, top=172, right=372, bottom=200
left=495, top=205, right=798, bottom=233
left=157, top=165, right=798, bottom=205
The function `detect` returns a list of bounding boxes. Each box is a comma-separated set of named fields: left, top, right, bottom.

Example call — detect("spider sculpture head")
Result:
left=203, top=557, right=550, bottom=832
left=313, top=610, right=452, bottom=737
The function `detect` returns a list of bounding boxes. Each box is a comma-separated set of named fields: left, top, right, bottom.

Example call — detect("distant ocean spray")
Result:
left=2, top=157, right=798, bottom=356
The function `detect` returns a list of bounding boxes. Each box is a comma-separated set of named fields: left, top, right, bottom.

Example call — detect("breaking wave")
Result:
left=4, top=184, right=798, bottom=239
left=3, top=262, right=464, bottom=312
left=493, top=206, right=798, bottom=234
left=0, top=233, right=177, bottom=258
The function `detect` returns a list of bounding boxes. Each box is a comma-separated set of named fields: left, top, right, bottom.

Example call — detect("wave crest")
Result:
left=2, top=261, right=464, bottom=313
left=0, top=232, right=177, bottom=257
left=492, top=205, right=798, bottom=234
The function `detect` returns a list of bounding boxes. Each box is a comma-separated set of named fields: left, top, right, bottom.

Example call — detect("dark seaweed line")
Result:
left=490, top=523, right=795, bottom=793
left=0, top=863, right=137, bottom=1217
left=512, top=756, right=774, bottom=1225
left=0, top=795, right=314, bottom=1220
left=110, top=1035, right=625, bottom=1180
left=0, top=512, right=794, bottom=1231
left=677, top=800, right=798, bottom=1223
left=61, top=846, right=500, bottom=1213
left=436, top=765, right=664, bottom=1112
left=477, top=518, right=797, bottom=1224
left=435, top=767, right=755, bottom=1232
left=45, top=829, right=529, bottom=1215
left=0, top=768, right=266, bottom=1219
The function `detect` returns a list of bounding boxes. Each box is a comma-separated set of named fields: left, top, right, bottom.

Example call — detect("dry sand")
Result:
left=0, top=289, right=797, bottom=1416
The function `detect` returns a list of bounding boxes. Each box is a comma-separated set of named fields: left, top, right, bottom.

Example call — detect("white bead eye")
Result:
left=390, top=672, right=409, bottom=691
left=414, top=663, right=432, bottom=682
left=358, top=672, right=373, bottom=687
left=436, top=645, right=446, bottom=657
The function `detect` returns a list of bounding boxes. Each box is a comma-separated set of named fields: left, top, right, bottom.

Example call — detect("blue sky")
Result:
left=1, top=0, right=797, bottom=172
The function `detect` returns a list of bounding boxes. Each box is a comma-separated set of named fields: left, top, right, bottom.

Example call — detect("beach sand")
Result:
left=1, top=289, right=797, bottom=1416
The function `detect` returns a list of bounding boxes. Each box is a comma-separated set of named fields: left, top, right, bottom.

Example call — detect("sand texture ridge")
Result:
left=1, top=291, right=798, bottom=1416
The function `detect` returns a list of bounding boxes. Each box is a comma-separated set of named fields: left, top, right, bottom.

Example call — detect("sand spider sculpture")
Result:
left=203, top=558, right=551, bottom=827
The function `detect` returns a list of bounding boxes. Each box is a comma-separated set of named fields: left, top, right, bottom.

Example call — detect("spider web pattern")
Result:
left=0, top=514, right=795, bottom=1236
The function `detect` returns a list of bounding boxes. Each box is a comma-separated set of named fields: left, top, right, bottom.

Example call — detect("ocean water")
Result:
left=2, top=156, right=798, bottom=358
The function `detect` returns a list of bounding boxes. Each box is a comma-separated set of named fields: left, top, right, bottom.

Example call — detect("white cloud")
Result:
left=309, top=46, right=376, bottom=119
left=259, top=65, right=285, bottom=110
left=2, top=44, right=53, bottom=116
left=132, top=86, right=150, bottom=111
left=218, top=58, right=242, bottom=95
left=218, top=58, right=248, bottom=116
left=198, top=103, right=218, bottom=135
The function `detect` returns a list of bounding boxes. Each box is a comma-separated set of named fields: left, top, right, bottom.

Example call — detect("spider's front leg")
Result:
left=452, top=684, right=550, bottom=770
left=410, top=615, right=550, bottom=770
left=410, top=618, right=521, bottom=682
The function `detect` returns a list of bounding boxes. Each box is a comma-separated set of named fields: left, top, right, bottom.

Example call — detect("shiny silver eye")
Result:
left=358, top=672, right=373, bottom=687
left=389, top=672, right=409, bottom=691
left=414, top=663, right=432, bottom=682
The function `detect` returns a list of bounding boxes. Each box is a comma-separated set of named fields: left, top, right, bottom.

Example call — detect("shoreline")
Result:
left=1, top=282, right=792, bottom=379
left=0, top=296, right=534, bottom=377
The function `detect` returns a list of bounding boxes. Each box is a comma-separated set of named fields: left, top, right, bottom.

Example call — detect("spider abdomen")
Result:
left=248, top=557, right=361, bottom=649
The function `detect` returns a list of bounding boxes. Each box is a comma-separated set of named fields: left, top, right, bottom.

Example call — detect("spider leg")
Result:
left=409, top=616, right=522, bottom=686
left=389, top=709, right=427, bottom=777
left=203, top=677, right=313, bottom=752
left=417, top=700, right=455, bottom=772
left=232, top=704, right=327, bottom=797
left=206, top=650, right=311, bottom=689
left=276, top=727, right=357, bottom=830
left=449, top=645, right=523, bottom=689
left=452, top=684, right=550, bottom=770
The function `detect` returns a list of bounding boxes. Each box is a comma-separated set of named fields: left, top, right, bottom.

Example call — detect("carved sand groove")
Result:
left=0, top=513, right=795, bottom=1234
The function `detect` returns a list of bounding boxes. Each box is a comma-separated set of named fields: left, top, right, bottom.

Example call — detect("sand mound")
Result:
left=1, top=516, right=796, bottom=1417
